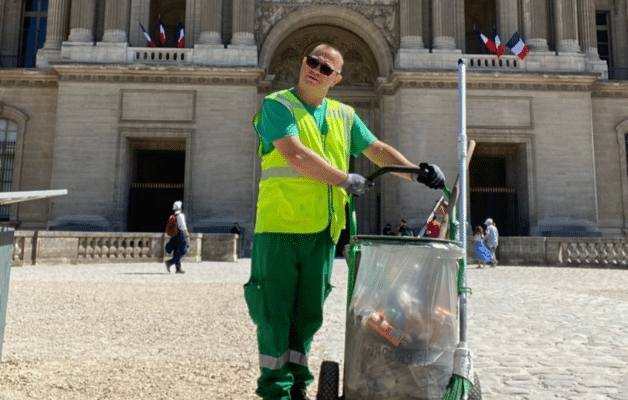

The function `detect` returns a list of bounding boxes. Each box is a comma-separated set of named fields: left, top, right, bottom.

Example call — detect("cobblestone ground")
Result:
left=1, top=259, right=627, bottom=399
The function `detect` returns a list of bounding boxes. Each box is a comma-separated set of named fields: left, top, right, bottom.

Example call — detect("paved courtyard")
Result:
left=1, top=258, right=627, bottom=399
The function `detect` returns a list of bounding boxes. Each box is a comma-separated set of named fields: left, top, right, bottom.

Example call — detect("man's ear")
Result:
left=331, top=74, right=343, bottom=87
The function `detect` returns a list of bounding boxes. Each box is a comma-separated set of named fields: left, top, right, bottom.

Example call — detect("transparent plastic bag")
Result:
left=344, top=238, right=462, bottom=400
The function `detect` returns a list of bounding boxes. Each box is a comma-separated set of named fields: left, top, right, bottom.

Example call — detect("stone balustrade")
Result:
left=487, top=236, right=628, bottom=267
left=12, top=230, right=238, bottom=266
left=129, top=47, right=193, bottom=63
left=467, top=55, right=523, bottom=70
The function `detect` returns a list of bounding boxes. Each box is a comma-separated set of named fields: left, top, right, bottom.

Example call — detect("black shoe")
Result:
left=165, top=261, right=173, bottom=273
left=175, top=267, right=185, bottom=274
left=290, top=386, right=310, bottom=400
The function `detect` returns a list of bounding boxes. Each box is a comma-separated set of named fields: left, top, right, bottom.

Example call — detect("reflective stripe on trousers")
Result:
left=260, top=350, right=309, bottom=370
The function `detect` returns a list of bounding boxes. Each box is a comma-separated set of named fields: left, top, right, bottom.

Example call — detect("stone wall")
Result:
left=11, top=231, right=238, bottom=266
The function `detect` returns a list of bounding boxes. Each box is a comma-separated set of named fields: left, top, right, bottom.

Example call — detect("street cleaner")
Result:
left=244, top=43, right=446, bottom=400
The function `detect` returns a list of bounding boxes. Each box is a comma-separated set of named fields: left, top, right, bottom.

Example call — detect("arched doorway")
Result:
left=267, top=25, right=382, bottom=254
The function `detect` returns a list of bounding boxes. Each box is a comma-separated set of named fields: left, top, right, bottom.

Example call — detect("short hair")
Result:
left=309, top=43, right=344, bottom=72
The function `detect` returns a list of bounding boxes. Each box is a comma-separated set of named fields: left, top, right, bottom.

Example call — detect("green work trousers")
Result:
left=244, top=229, right=336, bottom=400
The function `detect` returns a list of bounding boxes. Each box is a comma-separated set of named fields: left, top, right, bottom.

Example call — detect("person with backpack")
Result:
left=165, top=200, right=189, bottom=274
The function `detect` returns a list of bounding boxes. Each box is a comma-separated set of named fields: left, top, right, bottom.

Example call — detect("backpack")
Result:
left=165, top=214, right=179, bottom=237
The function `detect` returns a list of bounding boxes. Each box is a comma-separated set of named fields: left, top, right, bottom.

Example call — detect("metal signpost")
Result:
left=0, top=189, right=67, bottom=361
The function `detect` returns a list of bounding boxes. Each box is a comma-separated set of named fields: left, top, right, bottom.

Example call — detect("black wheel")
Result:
left=469, top=373, right=482, bottom=400
left=316, top=361, right=339, bottom=400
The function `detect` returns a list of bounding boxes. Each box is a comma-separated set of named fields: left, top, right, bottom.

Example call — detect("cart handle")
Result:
left=365, top=166, right=452, bottom=198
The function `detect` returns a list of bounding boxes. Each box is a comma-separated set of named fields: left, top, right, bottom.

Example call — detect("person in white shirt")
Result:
left=165, top=201, right=190, bottom=274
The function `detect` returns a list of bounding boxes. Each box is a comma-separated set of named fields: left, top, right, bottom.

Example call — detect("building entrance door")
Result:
left=469, top=143, right=529, bottom=236
left=128, top=147, right=185, bottom=232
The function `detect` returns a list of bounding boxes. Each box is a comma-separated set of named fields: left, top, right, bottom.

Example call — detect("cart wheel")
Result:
left=316, top=361, right=339, bottom=400
left=469, top=373, right=482, bottom=400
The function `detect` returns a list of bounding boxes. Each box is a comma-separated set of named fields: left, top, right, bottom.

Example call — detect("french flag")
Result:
left=139, top=23, right=156, bottom=48
left=175, top=22, right=185, bottom=48
left=506, top=32, right=530, bottom=60
left=493, top=28, right=505, bottom=57
left=158, top=18, right=167, bottom=45
left=476, top=30, right=499, bottom=55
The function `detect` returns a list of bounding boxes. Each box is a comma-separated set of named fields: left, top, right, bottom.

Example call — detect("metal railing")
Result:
left=608, top=68, right=628, bottom=80
left=0, top=55, right=28, bottom=69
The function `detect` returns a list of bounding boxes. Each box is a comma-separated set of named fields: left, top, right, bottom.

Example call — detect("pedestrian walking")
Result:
left=164, top=201, right=189, bottom=274
left=244, top=43, right=446, bottom=400
left=484, top=218, right=499, bottom=266
left=473, top=225, right=493, bottom=268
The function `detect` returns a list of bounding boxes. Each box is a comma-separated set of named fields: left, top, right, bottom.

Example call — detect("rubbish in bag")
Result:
left=367, top=310, right=405, bottom=347
left=344, top=240, right=461, bottom=399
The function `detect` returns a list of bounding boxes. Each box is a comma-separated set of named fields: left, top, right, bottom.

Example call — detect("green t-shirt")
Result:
left=255, top=88, right=377, bottom=156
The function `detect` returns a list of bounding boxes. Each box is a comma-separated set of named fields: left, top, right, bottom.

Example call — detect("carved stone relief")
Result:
left=255, top=1, right=399, bottom=51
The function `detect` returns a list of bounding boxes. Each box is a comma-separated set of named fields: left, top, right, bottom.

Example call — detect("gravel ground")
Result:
left=0, top=259, right=348, bottom=400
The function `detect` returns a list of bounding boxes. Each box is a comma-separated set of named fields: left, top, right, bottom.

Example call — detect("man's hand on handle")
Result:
left=339, top=173, right=374, bottom=196
left=412, top=163, right=446, bottom=190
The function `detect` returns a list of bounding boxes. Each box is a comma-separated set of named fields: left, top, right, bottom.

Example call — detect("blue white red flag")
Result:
left=176, top=23, right=185, bottom=48
left=506, top=32, right=530, bottom=60
left=493, top=28, right=505, bottom=57
left=476, top=30, right=499, bottom=55
left=158, top=18, right=167, bottom=45
left=139, top=23, right=156, bottom=48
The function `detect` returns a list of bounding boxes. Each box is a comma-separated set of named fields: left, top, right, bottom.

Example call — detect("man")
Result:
left=165, top=200, right=190, bottom=274
left=484, top=218, right=499, bottom=266
left=244, top=43, right=445, bottom=400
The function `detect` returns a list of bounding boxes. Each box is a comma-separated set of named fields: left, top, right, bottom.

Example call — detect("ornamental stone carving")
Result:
left=255, top=1, right=398, bottom=50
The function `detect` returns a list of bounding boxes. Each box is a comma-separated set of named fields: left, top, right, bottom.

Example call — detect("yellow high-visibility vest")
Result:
left=253, top=89, right=354, bottom=242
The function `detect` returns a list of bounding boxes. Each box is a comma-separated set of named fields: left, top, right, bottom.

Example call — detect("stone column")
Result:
left=497, top=0, right=519, bottom=46
left=67, top=0, right=96, bottom=42
left=432, top=0, right=457, bottom=50
left=101, top=0, right=131, bottom=43
left=43, top=0, right=70, bottom=49
left=198, top=0, right=222, bottom=45
left=231, top=0, right=255, bottom=46
left=577, top=0, right=598, bottom=57
left=525, top=0, right=550, bottom=52
left=554, top=0, right=580, bottom=53
left=399, top=0, right=424, bottom=49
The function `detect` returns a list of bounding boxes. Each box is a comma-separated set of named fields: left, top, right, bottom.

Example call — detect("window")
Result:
left=21, top=0, right=48, bottom=68
left=596, top=12, right=610, bottom=63
left=149, top=0, right=186, bottom=47
left=595, top=11, right=625, bottom=79
left=0, top=120, right=17, bottom=220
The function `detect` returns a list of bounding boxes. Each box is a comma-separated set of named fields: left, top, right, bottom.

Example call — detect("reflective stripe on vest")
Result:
left=253, top=89, right=354, bottom=242
left=259, top=350, right=309, bottom=370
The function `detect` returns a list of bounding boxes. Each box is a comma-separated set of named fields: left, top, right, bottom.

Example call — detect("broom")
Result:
left=441, top=59, right=475, bottom=400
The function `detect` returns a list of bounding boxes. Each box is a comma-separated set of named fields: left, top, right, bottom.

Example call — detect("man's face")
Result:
left=299, top=49, right=343, bottom=90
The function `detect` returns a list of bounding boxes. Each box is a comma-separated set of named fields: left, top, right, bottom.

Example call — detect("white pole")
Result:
left=458, top=59, right=468, bottom=342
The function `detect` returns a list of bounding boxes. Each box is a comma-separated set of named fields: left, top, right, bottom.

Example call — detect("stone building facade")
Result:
left=1, top=0, right=628, bottom=253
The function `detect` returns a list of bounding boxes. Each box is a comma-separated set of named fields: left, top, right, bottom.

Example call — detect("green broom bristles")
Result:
left=441, top=374, right=472, bottom=400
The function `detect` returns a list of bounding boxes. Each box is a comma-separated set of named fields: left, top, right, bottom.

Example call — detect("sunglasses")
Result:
left=305, top=56, right=336, bottom=76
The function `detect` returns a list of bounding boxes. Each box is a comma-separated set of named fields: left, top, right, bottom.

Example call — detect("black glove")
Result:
left=339, top=173, right=374, bottom=196
left=412, top=163, right=446, bottom=190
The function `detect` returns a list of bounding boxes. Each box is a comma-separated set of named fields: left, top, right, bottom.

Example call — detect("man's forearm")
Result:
left=363, top=140, right=417, bottom=180
left=287, top=147, right=347, bottom=185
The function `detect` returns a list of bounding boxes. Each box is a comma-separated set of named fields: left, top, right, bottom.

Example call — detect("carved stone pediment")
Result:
left=256, top=1, right=398, bottom=53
